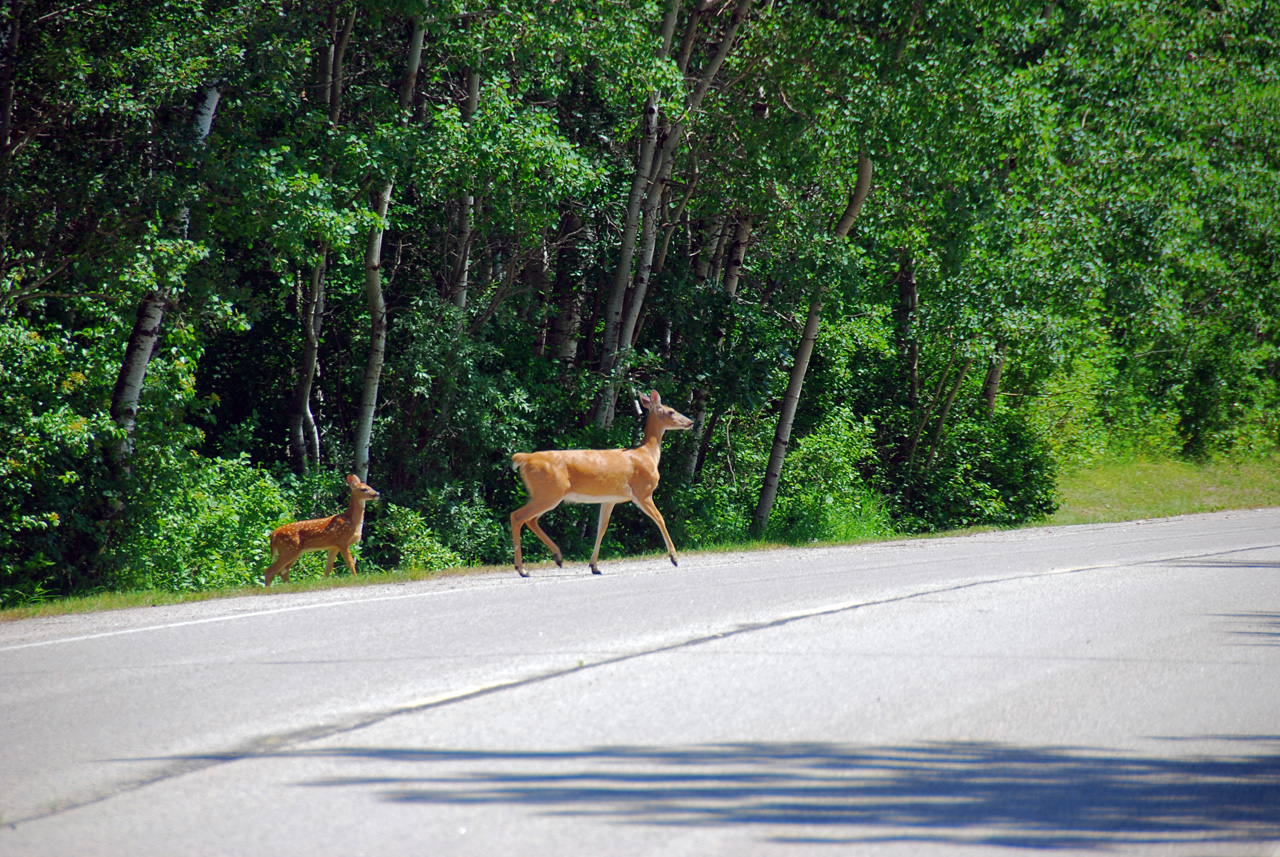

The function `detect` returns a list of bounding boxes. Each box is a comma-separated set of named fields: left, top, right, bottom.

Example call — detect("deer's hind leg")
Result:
left=511, top=498, right=564, bottom=576
left=265, top=539, right=300, bottom=588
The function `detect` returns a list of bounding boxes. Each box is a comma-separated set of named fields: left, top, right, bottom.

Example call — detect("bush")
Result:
left=0, top=319, right=129, bottom=605
left=766, top=407, right=894, bottom=544
left=416, top=482, right=511, bottom=566
left=894, top=411, right=1058, bottom=532
left=106, top=453, right=294, bottom=591
left=361, top=503, right=462, bottom=574
left=103, top=459, right=468, bottom=591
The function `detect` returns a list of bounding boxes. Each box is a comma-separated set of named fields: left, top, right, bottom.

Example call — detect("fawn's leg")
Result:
left=265, top=544, right=298, bottom=587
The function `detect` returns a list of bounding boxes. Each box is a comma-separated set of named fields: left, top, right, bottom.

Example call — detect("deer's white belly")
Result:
left=563, top=492, right=632, bottom=504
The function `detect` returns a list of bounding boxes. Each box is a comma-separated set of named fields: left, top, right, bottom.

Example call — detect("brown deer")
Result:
left=510, top=389, right=693, bottom=576
left=264, top=473, right=380, bottom=587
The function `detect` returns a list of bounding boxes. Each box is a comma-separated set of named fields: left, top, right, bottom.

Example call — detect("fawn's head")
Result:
left=346, top=473, right=381, bottom=501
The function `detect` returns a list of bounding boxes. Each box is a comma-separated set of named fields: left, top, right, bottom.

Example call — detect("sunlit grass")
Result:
left=0, top=564, right=481, bottom=622
left=1049, top=453, right=1280, bottom=525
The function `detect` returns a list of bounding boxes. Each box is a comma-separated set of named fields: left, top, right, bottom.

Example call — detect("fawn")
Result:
left=510, top=389, right=693, bottom=576
left=264, top=473, right=380, bottom=587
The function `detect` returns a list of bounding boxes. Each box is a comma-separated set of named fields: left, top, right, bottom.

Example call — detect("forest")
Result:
left=2, top=0, right=1277, bottom=605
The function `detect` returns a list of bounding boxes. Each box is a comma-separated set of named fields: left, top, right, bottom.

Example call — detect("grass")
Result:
left=0, top=563, right=488, bottom=623
left=1048, top=453, right=1280, bottom=526
left=5, top=454, right=1278, bottom=623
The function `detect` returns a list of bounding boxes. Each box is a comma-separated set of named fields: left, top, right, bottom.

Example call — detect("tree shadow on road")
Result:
left=1215, top=612, right=1280, bottom=647
left=281, top=738, right=1280, bottom=848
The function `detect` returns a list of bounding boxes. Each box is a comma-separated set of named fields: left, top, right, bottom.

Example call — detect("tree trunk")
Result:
left=596, top=0, right=751, bottom=428
left=893, top=257, right=920, bottom=405
left=288, top=251, right=328, bottom=473
left=983, top=342, right=1006, bottom=414
left=353, top=209, right=389, bottom=481
left=684, top=387, right=711, bottom=478
left=548, top=210, right=583, bottom=361
left=327, top=4, right=357, bottom=126
left=0, top=1, right=20, bottom=152
left=692, top=404, right=722, bottom=483
left=107, top=292, right=166, bottom=479
left=615, top=157, right=667, bottom=351
left=693, top=214, right=724, bottom=285
left=352, top=14, right=424, bottom=481
left=752, top=152, right=871, bottom=535
left=906, top=349, right=954, bottom=470
left=450, top=67, right=480, bottom=310
left=596, top=0, right=681, bottom=400
left=925, top=356, right=975, bottom=470
left=706, top=214, right=732, bottom=287
left=721, top=216, right=752, bottom=300
left=751, top=299, right=821, bottom=536
left=654, top=166, right=698, bottom=275
left=686, top=215, right=752, bottom=477
left=105, top=74, right=224, bottom=481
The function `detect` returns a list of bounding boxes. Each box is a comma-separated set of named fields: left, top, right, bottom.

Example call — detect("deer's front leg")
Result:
left=588, top=502, right=616, bottom=574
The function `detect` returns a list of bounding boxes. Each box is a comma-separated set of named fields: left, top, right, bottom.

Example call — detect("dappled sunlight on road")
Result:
left=268, top=739, right=1280, bottom=849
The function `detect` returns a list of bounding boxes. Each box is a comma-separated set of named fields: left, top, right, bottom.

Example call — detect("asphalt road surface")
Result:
left=2, top=509, right=1279, bottom=856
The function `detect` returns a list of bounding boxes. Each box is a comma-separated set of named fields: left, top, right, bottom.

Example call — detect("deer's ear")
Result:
left=347, top=474, right=358, bottom=486
left=649, top=389, right=661, bottom=405
left=638, top=391, right=653, bottom=409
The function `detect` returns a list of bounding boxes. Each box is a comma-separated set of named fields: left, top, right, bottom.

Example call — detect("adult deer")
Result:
left=510, top=389, right=693, bottom=576
left=264, top=473, right=380, bottom=587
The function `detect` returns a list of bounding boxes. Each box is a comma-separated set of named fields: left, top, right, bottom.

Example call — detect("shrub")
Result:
left=767, top=407, right=894, bottom=544
left=106, top=453, right=293, bottom=591
left=895, top=410, right=1058, bottom=532
left=361, top=503, right=462, bottom=574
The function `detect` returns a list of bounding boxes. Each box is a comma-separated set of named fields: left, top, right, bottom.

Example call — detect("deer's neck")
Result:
left=640, top=420, right=666, bottom=465
left=345, top=496, right=368, bottom=531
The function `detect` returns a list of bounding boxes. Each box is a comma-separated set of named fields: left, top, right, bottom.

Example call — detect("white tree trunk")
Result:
left=753, top=153, right=871, bottom=535
left=352, top=15, right=424, bottom=481
left=596, top=0, right=752, bottom=427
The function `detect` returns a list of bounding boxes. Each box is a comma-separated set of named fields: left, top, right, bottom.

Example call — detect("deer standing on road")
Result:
left=264, top=473, right=380, bottom=587
left=510, top=389, right=694, bottom=576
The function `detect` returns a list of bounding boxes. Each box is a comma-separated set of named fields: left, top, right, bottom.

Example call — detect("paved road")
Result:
left=2, top=509, right=1279, bottom=855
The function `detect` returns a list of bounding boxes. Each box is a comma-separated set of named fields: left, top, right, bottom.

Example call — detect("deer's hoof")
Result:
left=670, top=555, right=679, bottom=567
left=591, top=565, right=601, bottom=575
left=516, top=567, right=529, bottom=578
left=555, top=556, right=563, bottom=568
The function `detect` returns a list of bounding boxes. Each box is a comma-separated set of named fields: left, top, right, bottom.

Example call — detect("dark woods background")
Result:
left=2, top=0, right=1277, bottom=604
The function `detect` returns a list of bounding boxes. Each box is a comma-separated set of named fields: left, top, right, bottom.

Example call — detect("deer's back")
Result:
left=270, top=513, right=360, bottom=552
left=514, top=447, right=657, bottom=501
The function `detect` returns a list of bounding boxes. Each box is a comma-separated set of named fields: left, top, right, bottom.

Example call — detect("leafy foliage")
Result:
left=1, top=0, right=1276, bottom=599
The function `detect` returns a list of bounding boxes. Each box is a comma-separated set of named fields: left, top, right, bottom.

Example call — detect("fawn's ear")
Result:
left=347, top=474, right=358, bottom=486
left=638, top=390, right=654, bottom=409
left=648, top=389, right=661, bottom=406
